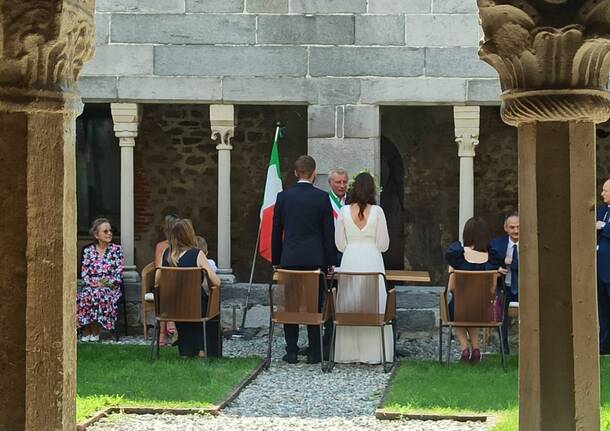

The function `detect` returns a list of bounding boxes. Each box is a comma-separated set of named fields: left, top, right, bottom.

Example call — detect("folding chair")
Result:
left=439, top=270, right=505, bottom=368
left=267, top=269, right=329, bottom=371
left=150, top=267, right=221, bottom=360
left=328, top=272, right=396, bottom=373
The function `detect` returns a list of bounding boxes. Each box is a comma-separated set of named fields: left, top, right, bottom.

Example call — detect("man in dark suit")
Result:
left=272, top=155, right=337, bottom=364
left=597, top=180, right=610, bottom=355
left=489, top=213, right=519, bottom=354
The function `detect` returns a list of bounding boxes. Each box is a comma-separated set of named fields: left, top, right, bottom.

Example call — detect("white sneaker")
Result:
left=89, top=335, right=99, bottom=342
left=81, top=335, right=91, bottom=342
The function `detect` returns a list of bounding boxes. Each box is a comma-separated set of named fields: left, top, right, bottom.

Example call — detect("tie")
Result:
left=510, top=244, right=519, bottom=295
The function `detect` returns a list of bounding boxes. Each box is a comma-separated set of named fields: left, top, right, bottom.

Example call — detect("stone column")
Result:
left=0, top=1, right=95, bottom=430
left=210, top=105, right=236, bottom=283
left=111, top=103, right=141, bottom=283
left=477, top=2, right=610, bottom=430
left=454, top=106, right=480, bottom=239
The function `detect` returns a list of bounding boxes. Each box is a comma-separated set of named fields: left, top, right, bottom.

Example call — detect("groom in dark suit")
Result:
left=597, top=179, right=610, bottom=354
left=272, top=155, right=337, bottom=364
left=489, top=213, right=519, bottom=354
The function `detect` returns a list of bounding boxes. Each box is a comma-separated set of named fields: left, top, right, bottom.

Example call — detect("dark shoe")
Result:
left=306, top=353, right=321, bottom=364
left=459, top=348, right=470, bottom=362
left=470, top=348, right=481, bottom=364
left=297, top=346, right=311, bottom=357
left=282, top=352, right=298, bottom=364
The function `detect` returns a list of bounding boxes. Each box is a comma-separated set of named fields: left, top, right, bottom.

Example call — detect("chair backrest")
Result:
left=450, top=270, right=499, bottom=323
left=272, top=269, right=324, bottom=324
left=333, top=272, right=388, bottom=326
left=155, top=267, right=207, bottom=322
left=141, top=262, right=155, bottom=297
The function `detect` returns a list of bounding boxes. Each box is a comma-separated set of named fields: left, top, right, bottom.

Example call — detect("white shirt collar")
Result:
left=297, top=179, right=312, bottom=184
left=508, top=237, right=518, bottom=248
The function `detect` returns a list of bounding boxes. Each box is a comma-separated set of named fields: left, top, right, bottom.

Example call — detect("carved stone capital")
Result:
left=456, top=135, right=479, bottom=158
left=210, top=105, right=235, bottom=150
left=111, top=103, right=141, bottom=141
left=0, top=0, right=95, bottom=92
left=477, top=0, right=610, bottom=125
left=454, top=106, right=480, bottom=157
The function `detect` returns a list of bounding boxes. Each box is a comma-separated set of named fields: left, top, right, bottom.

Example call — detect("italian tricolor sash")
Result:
left=329, top=191, right=343, bottom=221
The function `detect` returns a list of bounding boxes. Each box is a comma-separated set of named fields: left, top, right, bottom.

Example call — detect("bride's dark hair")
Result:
left=347, top=172, right=376, bottom=220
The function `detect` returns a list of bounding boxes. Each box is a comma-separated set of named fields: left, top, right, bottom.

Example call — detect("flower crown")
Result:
left=347, top=169, right=383, bottom=194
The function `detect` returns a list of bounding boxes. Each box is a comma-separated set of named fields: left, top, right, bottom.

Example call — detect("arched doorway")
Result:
left=380, top=136, right=404, bottom=270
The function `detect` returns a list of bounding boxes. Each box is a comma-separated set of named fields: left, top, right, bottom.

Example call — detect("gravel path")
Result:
left=89, top=331, right=496, bottom=431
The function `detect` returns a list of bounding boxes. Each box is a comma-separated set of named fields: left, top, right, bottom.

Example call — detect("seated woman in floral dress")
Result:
left=77, top=218, right=124, bottom=342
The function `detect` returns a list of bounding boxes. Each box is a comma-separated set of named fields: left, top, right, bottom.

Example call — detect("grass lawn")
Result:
left=77, top=343, right=261, bottom=423
left=381, top=355, right=610, bottom=430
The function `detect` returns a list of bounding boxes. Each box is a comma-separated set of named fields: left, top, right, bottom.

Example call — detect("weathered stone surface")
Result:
left=308, top=137, right=380, bottom=176
left=355, top=15, right=405, bottom=46
left=344, top=105, right=379, bottom=138
left=80, top=76, right=118, bottom=101
left=118, top=77, right=222, bottom=102
left=309, top=47, right=424, bottom=77
left=432, top=0, right=476, bottom=13
left=223, top=77, right=311, bottom=103
left=311, top=78, right=361, bottom=105
left=308, top=105, right=336, bottom=138
left=406, top=14, right=479, bottom=47
left=243, top=305, right=270, bottom=328
left=222, top=283, right=269, bottom=305
left=395, top=286, right=443, bottom=309
left=396, top=309, right=436, bottom=332
left=155, top=46, right=307, bottom=77
left=257, top=15, right=354, bottom=45
left=361, top=78, right=466, bottom=104
left=367, top=0, right=430, bottom=13
left=111, top=14, right=255, bottom=44
left=467, top=79, right=501, bottom=104
left=82, top=45, right=154, bottom=76
left=246, top=0, right=288, bottom=13
left=97, top=0, right=186, bottom=13
left=425, top=48, right=496, bottom=78
left=290, top=0, right=365, bottom=13
left=95, top=13, right=110, bottom=45
left=336, top=106, right=344, bottom=138
left=186, top=0, right=244, bottom=12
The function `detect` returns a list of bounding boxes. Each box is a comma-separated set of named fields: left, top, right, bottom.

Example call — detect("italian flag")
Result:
left=258, top=126, right=283, bottom=261
left=329, top=191, right=343, bottom=220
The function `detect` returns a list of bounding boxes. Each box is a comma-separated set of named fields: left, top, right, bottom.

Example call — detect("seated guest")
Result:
left=77, top=218, right=124, bottom=342
left=154, top=213, right=179, bottom=345
left=159, top=219, right=221, bottom=358
left=489, top=213, right=519, bottom=355
left=445, top=216, right=496, bottom=364
left=196, top=236, right=218, bottom=273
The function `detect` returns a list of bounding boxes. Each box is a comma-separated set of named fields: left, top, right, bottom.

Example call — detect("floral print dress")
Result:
left=77, top=243, right=124, bottom=330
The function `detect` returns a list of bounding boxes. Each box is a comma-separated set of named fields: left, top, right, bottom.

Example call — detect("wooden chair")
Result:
left=328, top=272, right=396, bottom=373
left=267, top=269, right=329, bottom=371
left=439, top=270, right=505, bottom=368
left=140, top=262, right=156, bottom=340
left=150, top=267, right=221, bottom=360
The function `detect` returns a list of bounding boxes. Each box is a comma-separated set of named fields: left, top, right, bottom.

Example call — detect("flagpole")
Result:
left=237, top=123, right=281, bottom=335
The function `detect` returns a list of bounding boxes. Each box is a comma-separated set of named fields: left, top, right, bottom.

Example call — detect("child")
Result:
left=196, top=236, right=218, bottom=273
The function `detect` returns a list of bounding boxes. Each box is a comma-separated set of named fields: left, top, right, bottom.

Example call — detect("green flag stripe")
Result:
left=270, top=127, right=281, bottom=178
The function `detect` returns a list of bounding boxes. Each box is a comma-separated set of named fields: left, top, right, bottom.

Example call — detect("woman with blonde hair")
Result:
left=154, top=213, right=179, bottom=345
left=160, top=219, right=220, bottom=357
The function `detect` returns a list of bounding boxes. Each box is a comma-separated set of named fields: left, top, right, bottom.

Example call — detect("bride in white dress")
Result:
left=334, top=172, right=393, bottom=364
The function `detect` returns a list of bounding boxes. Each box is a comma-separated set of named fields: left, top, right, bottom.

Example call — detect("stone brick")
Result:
left=246, top=0, right=288, bottom=12
left=308, top=105, right=336, bottom=138
left=406, top=14, right=479, bottom=47
left=111, top=14, right=255, bottom=44
left=308, top=137, right=380, bottom=176
left=336, top=106, right=344, bottom=138
left=425, top=48, right=496, bottom=78
left=222, top=77, right=312, bottom=103
left=355, top=15, right=404, bottom=46
left=309, top=47, right=424, bottom=77
left=395, top=286, right=443, bottom=309
left=186, top=0, right=244, bottom=11
left=290, top=0, right=366, bottom=13
left=118, top=77, right=222, bottom=102
left=97, top=0, right=185, bottom=13
left=310, top=78, right=361, bottom=105
left=368, top=0, right=430, bottom=13
left=344, top=105, right=379, bottom=138
left=82, top=45, right=153, bottom=75
left=257, top=15, right=354, bottom=45
left=155, top=46, right=308, bottom=77
left=360, top=78, right=466, bottom=104
left=467, top=79, right=501, bottom=103
left=433, top=0, right=477, bottom=13
left=222, top=283, right=268, bottom=305
left=396, top=309, right=436, bottom=332
left=79, top=76, right=118, bottom=101
left=94, top=13, right=109, bottom=46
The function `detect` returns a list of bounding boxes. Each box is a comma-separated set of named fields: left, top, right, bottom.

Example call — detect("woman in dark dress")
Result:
left=445, top=216, right=497, bottom=364
left=160, top=219, right=221, bottom=358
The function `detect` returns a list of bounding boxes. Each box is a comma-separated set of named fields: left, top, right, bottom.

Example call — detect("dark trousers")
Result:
left=501, top=288, right=518, bottom=354
left=175, top=291, right=222, bottom=357
left=598, top=278, right=610, bottom=354
left=282, top=267, right=328, bottom=355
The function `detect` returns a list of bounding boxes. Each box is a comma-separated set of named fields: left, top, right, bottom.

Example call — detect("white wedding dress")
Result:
left=334, top=204, right=393, bottom=364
